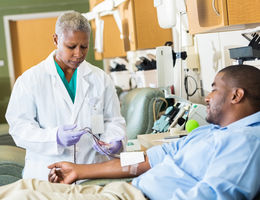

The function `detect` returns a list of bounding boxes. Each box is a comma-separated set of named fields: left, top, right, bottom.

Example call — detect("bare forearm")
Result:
left=48, top=153, right=151, bottom=183
left=77, top=156, right=151, bottom=180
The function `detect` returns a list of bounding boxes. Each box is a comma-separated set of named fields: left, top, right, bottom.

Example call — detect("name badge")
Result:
left=91, top=114, right=104, bottom=134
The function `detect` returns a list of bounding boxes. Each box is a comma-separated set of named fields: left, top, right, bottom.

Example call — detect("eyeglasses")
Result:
left=80, top=127, right=120, bottom=159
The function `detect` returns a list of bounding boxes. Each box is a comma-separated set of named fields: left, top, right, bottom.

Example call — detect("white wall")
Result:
left=195, top=28, right=260, bottom=99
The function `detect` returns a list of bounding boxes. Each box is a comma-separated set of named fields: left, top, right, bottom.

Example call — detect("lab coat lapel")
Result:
left=46, top=51, right=74, bottom=109
left=54, top=76, right=74, bottom=108
left=71, top=64, right=90, bottom=123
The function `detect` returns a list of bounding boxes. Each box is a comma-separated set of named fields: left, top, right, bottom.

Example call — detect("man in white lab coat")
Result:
left=5, top=11, right=126, bottom=181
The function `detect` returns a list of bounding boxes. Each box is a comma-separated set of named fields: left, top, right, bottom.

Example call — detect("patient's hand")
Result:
left=48, top=161, right=78, bottom=184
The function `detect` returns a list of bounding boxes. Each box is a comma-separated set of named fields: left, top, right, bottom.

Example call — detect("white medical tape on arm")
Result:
left=120, top=152, right=145, bottom=175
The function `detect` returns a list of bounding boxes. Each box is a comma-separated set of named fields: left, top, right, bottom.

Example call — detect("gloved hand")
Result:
left=93, top=140, right=122, bottom=155
left=57, top=124, right=86, bottom=147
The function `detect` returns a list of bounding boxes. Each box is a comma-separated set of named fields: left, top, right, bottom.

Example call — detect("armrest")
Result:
left=0, top=145, right=25, bottom=186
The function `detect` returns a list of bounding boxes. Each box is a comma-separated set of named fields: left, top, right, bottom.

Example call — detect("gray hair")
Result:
left=55, top=11, right=91, bottom=38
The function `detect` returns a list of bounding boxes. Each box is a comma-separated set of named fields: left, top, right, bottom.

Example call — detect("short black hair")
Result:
left=219, top=64, right=260, bottom=110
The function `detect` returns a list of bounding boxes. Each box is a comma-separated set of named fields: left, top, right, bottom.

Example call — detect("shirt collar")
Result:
left=209, top=124, right=222, bottom=130
left=210, top=111, right=260, bottom=131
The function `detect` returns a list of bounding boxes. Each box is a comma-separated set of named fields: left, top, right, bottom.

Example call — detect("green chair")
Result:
left=0, top=124, right=24, bottom=186
left=80, top=177, right=133, bottom=186
left=0, top=123, right=15, bottom=146
left=120, top=87, right=165, bottom=139
left=0, top=145, right=25, bottom=186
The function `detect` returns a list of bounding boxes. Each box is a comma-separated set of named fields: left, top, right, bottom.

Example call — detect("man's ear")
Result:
left=53, top=34, right=58, bottom=47
left=231, top=88, right=245, bottom=104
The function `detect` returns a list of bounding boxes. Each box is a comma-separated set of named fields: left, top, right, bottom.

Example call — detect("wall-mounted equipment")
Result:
left=152, top=97, right=208, bottom=133
left=229, top=31, right=260, bottom=64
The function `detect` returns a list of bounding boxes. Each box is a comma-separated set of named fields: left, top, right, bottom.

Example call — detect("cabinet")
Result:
left=186, top=0, right=260, bottom=34
left=89, top=0, right=172, bottom=60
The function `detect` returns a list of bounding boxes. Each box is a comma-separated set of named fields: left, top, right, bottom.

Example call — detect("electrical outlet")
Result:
left=0, top=60, right=4, bottom=67
left=186, top=46, right=200, bottom=71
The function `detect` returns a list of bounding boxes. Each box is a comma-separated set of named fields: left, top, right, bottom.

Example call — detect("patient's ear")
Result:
left=231, top=88, right=244, bottom=104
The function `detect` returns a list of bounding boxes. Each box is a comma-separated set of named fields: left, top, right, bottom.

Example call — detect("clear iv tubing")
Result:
left=79, top=127, right=120, bottom=159
left=74, top=144, right=76, bottom=163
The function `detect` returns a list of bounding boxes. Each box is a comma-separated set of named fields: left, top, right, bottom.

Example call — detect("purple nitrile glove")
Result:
left=57, top=124, right=86, bottom=147
left=93, top=140, right=122, bottom=155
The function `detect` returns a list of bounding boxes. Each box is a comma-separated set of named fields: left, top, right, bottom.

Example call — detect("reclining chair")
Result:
left=0, top=145, right=25, bottom=186
left=0, top=124, right=25, bottom=186
left=120, top=87, right=165, bottom=139
left=0, top=123, right=15, bottom=146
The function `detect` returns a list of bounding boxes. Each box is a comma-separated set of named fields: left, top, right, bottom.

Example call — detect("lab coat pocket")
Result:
left=91, top=114, right=104, bottom=134
left=88, top=97, right=104, bottom=135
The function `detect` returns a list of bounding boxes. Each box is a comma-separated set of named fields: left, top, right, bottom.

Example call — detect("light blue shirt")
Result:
left=132, top=111, right=260, bottom=200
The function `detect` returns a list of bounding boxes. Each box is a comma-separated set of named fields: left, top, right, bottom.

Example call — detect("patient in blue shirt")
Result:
left=1, top=64, right=260, bottom=200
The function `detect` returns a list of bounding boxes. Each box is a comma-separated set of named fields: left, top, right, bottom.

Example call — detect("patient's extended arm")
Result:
left=48, top=154, right=151, bottom=184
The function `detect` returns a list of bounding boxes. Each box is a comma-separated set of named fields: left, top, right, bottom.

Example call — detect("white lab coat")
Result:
left=5, top=51, right=126, bottom=181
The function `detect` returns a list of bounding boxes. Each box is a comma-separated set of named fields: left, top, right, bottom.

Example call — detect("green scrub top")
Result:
left=54, top=60, right=77, bottom=103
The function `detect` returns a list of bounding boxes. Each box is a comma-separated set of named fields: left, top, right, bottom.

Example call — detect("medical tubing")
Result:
left=92, top=133, right=120, bottom=159
left=184, top=74, right=198, bottom=99
left=152, top=97, right=168, bottom=122
left=81, top=127, right=120, bottom=159
left=74, top=144, right=76, bottom=163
